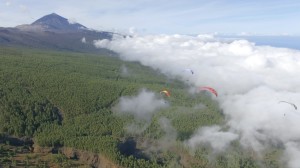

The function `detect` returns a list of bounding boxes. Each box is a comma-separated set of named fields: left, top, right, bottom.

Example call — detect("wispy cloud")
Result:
left=185, top=125, right=238, bottom=153
left=113, top=88, right=169, bottom=134
left=113, top=88, right=168, bottom=122
left=19, top=4, right=29, bottom=14
left=5, top=0, right=11, bottom=6
left=2, top=0, right=300, bottom=34
left=81, top=37, right=86, bottom=44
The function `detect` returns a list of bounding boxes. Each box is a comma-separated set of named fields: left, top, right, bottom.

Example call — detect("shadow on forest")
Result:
left=118, top=137, right=149, bottom=160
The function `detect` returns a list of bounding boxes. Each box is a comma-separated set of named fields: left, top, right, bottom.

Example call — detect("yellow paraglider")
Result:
left=160, top=90, right=171, bottom=97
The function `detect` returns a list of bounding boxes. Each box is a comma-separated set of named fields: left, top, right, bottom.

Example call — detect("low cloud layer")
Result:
left=95, top=34, right=300, bottom=167
left=284, top=142, right=300, bottom=168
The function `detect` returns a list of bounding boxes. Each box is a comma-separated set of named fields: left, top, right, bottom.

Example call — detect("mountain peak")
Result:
left=31, top=13, right=87, bottom=31
left=49, top=13, right=59, bottom=16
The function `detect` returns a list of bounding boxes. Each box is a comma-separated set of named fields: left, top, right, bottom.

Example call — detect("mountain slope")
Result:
left=31, top=13, right=86, bottom=31
left=0, top=13, right=114, bottom=54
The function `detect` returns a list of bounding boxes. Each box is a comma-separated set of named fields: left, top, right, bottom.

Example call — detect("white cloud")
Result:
left=120, top=64, right=129, bottom=77
left=5, top=0, right=11, bottom=6
left=95, top=34, right=300, bottom=167
left=113, top=89, right=169, bottom=121
left=284, top=142, right=300, bottom=168
left=186, top=126, right=238, bottom=153
left=68, top=18, right=77, bottom=24
left=113, top=89, right=169, bottom=135
left=129, top=27, right=136, bottom=35
left=19, top=4, right=29, bottom=13
left=81, top=37, right=86, bottom=43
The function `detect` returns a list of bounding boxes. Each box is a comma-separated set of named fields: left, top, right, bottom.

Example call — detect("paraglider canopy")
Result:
left=279, top=101, right=297, bottom=110
left=199, top=86, right=218, bottom=97
left=160, top=90, right=171, bottom=97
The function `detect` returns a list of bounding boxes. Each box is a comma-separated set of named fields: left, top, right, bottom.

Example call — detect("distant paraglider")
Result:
left=199, top=86, right=218, bottom=97
left=182, top=68, right=194, bottom=81
left=183, top=68, right=194, bottom=75
left=279, top=101, right=297, bottom=110
left=160, top=90, right=171, bottom=97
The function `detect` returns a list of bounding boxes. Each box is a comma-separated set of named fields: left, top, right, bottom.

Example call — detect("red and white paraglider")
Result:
left=199, top=86, right=218, bottom=97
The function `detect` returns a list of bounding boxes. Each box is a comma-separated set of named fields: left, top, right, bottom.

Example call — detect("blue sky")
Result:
left=2, top=0, right=300, bottom=35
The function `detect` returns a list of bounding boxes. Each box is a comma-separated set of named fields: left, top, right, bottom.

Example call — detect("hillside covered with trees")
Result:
left=0, top=47, right=284, bottom=167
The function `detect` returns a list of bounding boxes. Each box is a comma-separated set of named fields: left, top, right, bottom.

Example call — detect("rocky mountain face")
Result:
left=0, top=13, right=115, bottom=54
